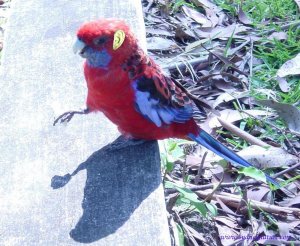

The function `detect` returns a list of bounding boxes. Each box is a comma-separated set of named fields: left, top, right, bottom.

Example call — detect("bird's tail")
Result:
left=188, top=130, right=280, bottom=187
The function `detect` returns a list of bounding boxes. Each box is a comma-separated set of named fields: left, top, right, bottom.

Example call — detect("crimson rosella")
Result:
left=54, top=19, right=279, bottom=187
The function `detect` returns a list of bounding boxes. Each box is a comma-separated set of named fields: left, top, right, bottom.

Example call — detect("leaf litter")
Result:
left=0, top=0, right=298, bottom=245
left=142, top=0, right=300, bottom=245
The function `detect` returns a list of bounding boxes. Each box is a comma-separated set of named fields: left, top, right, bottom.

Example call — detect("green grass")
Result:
left=213, top=0, right=300, bottom=143
left=172, top=0, right=196, bottom=10
left=214, top=0, right=298, bottom=23
left=252, top=26, right=300, bottom=104
left=212, top=0, right=300, bottom=104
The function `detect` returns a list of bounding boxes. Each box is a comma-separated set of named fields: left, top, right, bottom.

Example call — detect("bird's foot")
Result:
left=53, top=108, right=89, bottom=126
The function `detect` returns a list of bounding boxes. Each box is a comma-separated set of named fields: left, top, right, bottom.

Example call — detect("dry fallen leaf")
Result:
left=257, top=99, right=300, bottom=134
left=247, top=186, right=271, bottom=202
left=205, top=109, right=272, bottom=129
left=277, top=53, right=300, bottom=77
left=215, top=197, right=236, bottom=215
left=196, top=24, right=249, bottom=39
left=215, top=216, right=239, bottom=229
left=190, top=0, right=222, bottom=27
left=190, top=0, right=222, bottom=11
left=276, top=76, right=291, bottom=92
left=175, top=25, right=196, bottom=40
left=213, top=90, right=249, bottom=108
left=146, top=37, right=178, bottom=51
left=211, top=165, right=236, bottom=183
left=268, top=31, right=288, bottom=41
left=214, top=79, right=235, bottom=91
left=185, top=154, right=202, bottom=168
left=278, top=194, right=300, bottom=207
left=147, top=28, right=174, bottom=37
left=238, top=7, right=253, bottom=25
left=277, top=220, right=300, bottom=239
left=183, top=223, right=207, bottom=243
left=216, top=224, right=239, bottom=246
left=186, top=24, right=250, bottom=51
left=227, top=40, right=250, bottom=56
left=182, top=5, right=211, bottom=26
left=204, top=7, right=219, bottom=27
left=277, top=222, right=291, bottom=237
left=237, top=145, right=299, bottom=169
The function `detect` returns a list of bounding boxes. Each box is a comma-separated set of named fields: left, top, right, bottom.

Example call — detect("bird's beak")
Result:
left=73, top=38, right=87, bottom=57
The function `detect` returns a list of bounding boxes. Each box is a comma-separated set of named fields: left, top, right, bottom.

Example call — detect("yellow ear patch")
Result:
left=113, top=30, right=126, bottom=50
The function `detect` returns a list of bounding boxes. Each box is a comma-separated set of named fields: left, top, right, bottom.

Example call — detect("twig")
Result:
left=174, top=211, right=199, bottom=246
left=240, top=109, right=287, bottom=135
left=144, top=0, right=154, bottom=12
left=236, top=187, right=248, bottom=216
left=166, top=160, right=300, bottom=196
left=204, top=171, right=224, bottom=202
left=163, top=56, right=208, bottom=71
left=273, top=162, right=300, bottom=179
left=261, top=20, right=300, bottom=35
left=182, top=158, right=187, bottom=183
left=165, top=162, right=300, bottom=195
left=238, top=109, right=300, bottom=156
left=165, top=180, right=260, bottom=195
left=195, top=189, right=300, bottom=216
left=249, top=38, right=253, bottom=79
left=194, top=151, right=208, bottom=184
left=284, top=135, right=300, bottom=157
left=217, top=117, right=269, bottom=147
left=200, top=44, right=249, bottom=77
left=227, top=39, right=250, bottom=57
left=284, top=173, right=300, bottom=190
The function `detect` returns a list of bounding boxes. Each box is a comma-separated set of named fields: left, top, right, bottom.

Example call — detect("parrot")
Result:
left=53, top=19, right=279, bottom=187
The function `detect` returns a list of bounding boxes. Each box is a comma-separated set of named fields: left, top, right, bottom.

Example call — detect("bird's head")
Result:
left=73, top=19, right=138, bottom=68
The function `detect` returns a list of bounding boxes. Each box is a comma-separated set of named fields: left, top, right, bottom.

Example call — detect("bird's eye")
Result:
left=93, top=36, right=108, bottom=46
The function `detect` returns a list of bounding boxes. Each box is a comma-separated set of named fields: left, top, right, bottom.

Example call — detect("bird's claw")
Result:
left=53, top=108, right=90, bottom=126
left=53, top=111, right=76, bottom=126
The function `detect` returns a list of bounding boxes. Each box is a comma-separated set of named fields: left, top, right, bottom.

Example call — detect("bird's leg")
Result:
left=53, top=108, right=90, bottom=126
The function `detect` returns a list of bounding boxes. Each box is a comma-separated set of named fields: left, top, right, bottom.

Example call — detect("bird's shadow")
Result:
left=51, top=136, right=161, bottom=243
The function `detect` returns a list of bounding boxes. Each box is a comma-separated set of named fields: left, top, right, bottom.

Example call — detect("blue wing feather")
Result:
left=132, top=77, right=193, bottom=127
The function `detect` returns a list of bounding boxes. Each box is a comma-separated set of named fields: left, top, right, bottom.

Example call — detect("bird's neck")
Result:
left=84, top=47, right=149, bottom=89
left=120, top=47, right=150, bottom=80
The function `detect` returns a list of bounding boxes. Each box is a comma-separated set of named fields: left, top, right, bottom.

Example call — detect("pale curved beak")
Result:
left=73, top=38, right=86, bottom=55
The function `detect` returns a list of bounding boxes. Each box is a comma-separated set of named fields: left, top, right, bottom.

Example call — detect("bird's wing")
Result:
left=132, top=65, right=194, bottom=127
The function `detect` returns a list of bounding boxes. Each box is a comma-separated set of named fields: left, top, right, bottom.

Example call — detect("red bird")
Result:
left=54, top=19, right=278, bottom=186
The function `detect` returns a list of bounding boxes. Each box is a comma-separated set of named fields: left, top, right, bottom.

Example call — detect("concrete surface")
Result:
left=0, top=0, right=171, bottom=245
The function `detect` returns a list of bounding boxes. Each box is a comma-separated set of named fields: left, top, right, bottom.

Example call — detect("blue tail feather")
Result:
left=188, top=130, right=279, bottom=187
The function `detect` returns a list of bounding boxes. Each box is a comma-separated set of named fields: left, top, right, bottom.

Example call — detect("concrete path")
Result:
left=0, top=0, right=170, bottom=245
